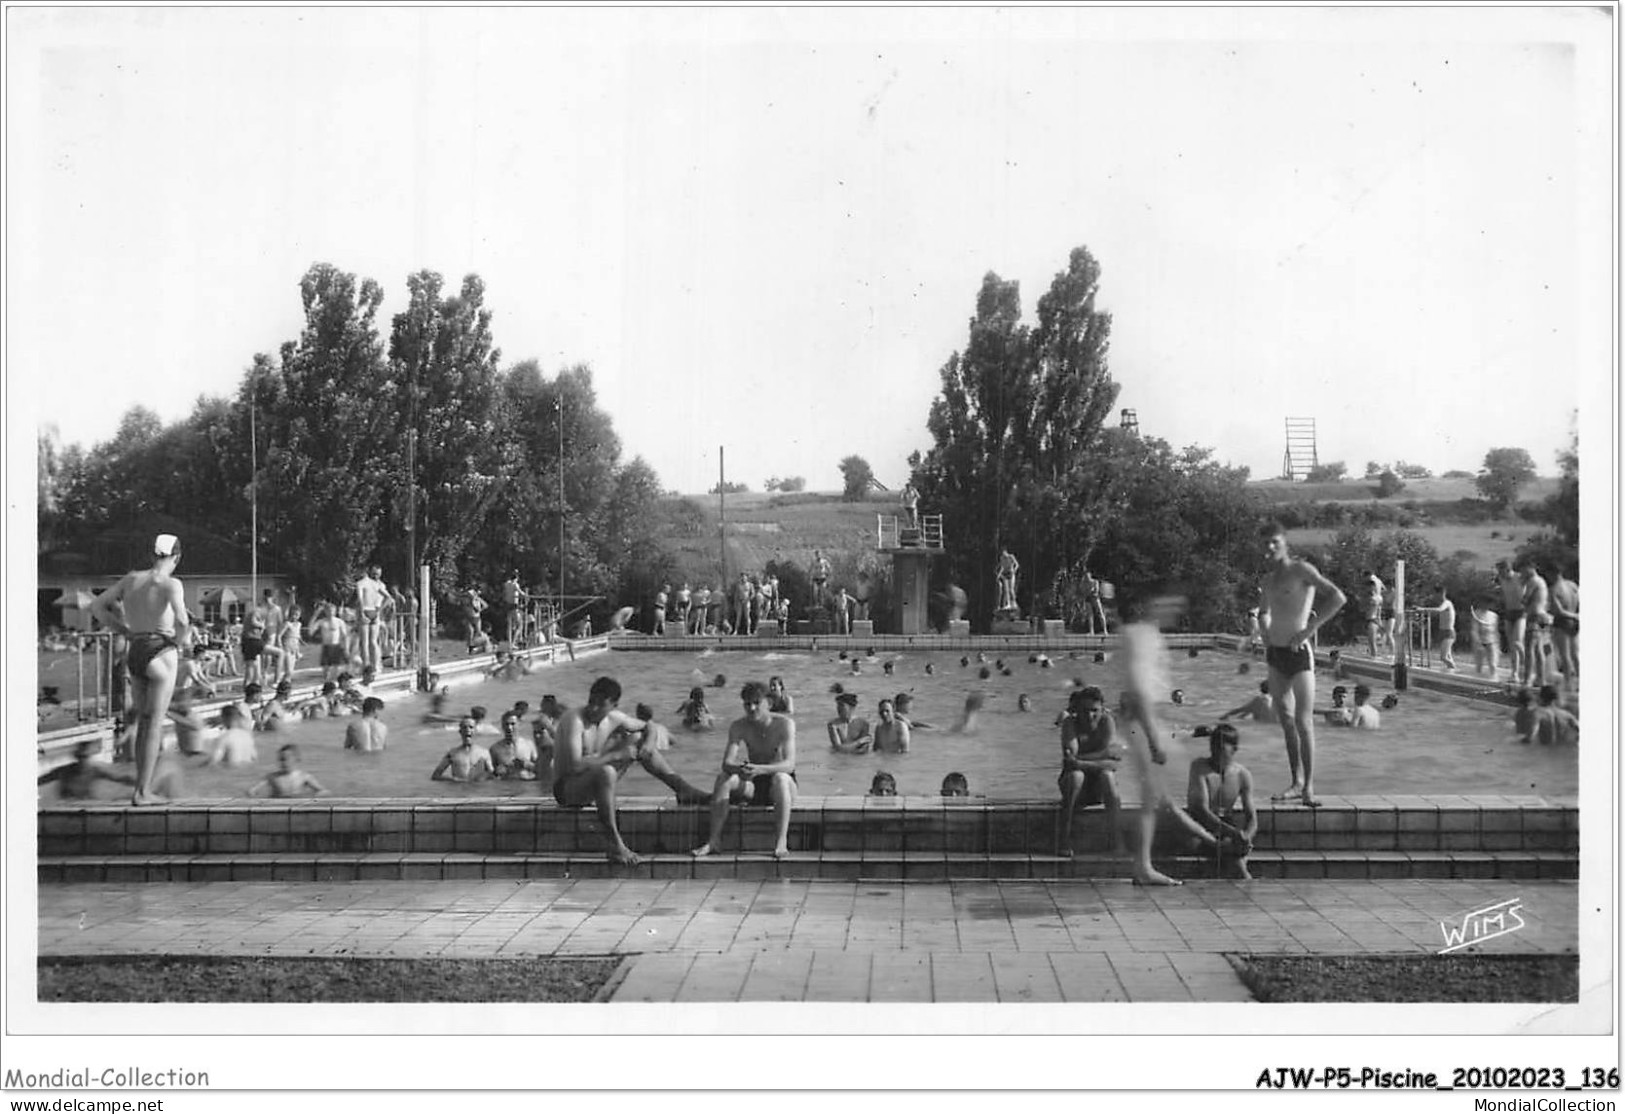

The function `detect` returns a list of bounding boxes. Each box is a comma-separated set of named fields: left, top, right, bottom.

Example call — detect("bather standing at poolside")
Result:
left=88, top=534, right=192, bottom=806
left=553, top=676, right=710, bottom=865
left=1258, top=521, right=1345, bottom=808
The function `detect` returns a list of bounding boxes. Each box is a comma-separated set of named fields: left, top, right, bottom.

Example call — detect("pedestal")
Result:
left=947, top=620, right=971, bottom=637
left=990, top=619, right=1028, bottom=635
left=851, top=620, right=874, bottom=637
left=1043, top=619, right=1066, bottom=638
left=755, top=621, right=780, bottom=636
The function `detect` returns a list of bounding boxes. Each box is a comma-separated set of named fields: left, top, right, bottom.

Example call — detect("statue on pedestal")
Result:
left=995, top=547, right=1021, bottom=618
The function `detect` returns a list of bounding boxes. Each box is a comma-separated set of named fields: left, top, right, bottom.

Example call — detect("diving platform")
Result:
left=876, top=513, right=944, bottom=553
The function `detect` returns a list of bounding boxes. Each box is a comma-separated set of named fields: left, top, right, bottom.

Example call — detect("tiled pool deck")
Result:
left=37, top=877, right=1578, bottom=1002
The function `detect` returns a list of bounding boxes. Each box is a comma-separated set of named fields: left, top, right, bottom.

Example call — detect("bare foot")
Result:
left=1233, top=867, right=1254, bottom=881
left=1132, top=868, right=1182, bottom=887
left=1270, top=785, right=1304, bottom=802
left=130, top=792, right=167, bottom=807
left=608, top=847, right=643, bottom=866
left=690, top=843, right=714, bottom=858
left=773, top=847, right=790, bottom=860
left=1301, top=795, right=1322, bottom=808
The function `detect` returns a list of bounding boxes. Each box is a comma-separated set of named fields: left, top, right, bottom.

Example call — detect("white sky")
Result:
left=7, top=6, right=1611, bottom=494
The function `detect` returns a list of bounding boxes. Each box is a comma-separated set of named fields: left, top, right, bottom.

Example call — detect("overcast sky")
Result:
left=10, top=7, right=1612, bottom=495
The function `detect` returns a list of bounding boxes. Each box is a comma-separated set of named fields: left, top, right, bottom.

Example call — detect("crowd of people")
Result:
left=51, top=527, right=1575, bottom=890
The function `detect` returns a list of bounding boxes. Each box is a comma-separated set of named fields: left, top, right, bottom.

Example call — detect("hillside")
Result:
left=1248, top=475, right=1559, bottom=505
left=659, top=475, right=1564, bottom=588
left=663, top=491, right=900, bottom=584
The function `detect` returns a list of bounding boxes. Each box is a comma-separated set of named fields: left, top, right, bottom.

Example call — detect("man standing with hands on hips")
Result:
left=1257, top=521, right=1345, bottom=808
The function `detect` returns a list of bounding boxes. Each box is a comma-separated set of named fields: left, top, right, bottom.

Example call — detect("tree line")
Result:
left=40, top=263, right=678, bottom=620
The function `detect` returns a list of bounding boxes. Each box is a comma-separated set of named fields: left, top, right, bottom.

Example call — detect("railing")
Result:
left=876, top=513, right=944, bottom=551
left=39, top=630, right=121, bottom=726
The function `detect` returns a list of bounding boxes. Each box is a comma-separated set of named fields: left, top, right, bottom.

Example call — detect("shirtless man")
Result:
left=833, top=586, right=854, bottom=634
left=1495, top=560, right=1526, bottom=683
left=88, top=534, right=192, bottom=805
left=826, top=692, right=872, bottom=752
left=1185, top=723, right=1258, bottom=880
left=354, top=566, right=389, bottom=672
left=313, top=605, right=350, bottom=684
left=872, top=698, right=911, bottom=754
left=499, top=570, right=526, bottom=645
left=1057, top=686, right=1123, bottom=857
left=552, top=677, right=709, bottom=865
left=1219, top=682, right=1274, bottom=722
left=1419, top=586, right=1458, bottom=671
left=432, top=717, right=495, bottom=781
left=1361, top=571, right=1385, bottom=657
left=38, top=739, right=137, bottom=800
left=1517, top=558, right=1552, bottom=688
left=343, top=696, right=389, bottom=752
left=251, top=744, right=328, bottom=798
left=1258, top=521, right=1346, bottom=807
left=810, top=551, right=832, bottom=607
left=692, top=681, right=798, bottom=859
left=1548, top=564, right=1579, bottom=689
left=901, top=482, right=920, bottom=527
left=653, top=583, right=669, bottom=635
left=1469, top=595, right=1501, bottom=677
left=674, top=583, right=692, bottom=632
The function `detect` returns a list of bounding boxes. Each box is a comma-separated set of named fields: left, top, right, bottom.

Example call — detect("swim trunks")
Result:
left=320, top=643, right=346, bottom=667
left=241, top=635, right=265, bottom=659
left=362, top=609, right=380, bottom=624
left=1266, top=643, right=1313, bottom=678
left=1554, top=615, right=1579, bottom=636
left=736, top=771, right=795, bottom=805
left=126, top=632, right=179, bottom=676
left=1059, top=768, right=1112, bottom=808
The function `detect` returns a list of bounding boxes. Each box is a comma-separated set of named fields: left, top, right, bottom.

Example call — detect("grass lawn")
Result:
left=1230, top=954, right=1578, bottom=1003
left=38, top=954, right=624, bottom=1003
left=1283, top=523, right=1537, bottom=570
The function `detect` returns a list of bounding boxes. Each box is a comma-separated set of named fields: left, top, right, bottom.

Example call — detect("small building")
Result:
left=38, top=527, right=295, bottom=634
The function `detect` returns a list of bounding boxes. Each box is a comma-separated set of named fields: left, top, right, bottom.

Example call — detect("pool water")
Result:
left=66, top=646, right=1577, bottom=802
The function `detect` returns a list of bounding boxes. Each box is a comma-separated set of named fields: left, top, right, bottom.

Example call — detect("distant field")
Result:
left=1283, top=524, right=1534, bottom=571
left=1250, top=476, right=1558, bottom=505
left=667, top=492, right=898, bottom=581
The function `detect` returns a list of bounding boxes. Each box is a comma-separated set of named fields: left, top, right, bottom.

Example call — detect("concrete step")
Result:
left=37, top=797, right=1579, bottom=858
left=37, top=849, right=1577, bottom=884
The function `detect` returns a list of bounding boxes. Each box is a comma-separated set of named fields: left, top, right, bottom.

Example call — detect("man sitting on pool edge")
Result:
left=692, top=681, right=798, bottom=860
left=553, top=676, right=711, bottom=866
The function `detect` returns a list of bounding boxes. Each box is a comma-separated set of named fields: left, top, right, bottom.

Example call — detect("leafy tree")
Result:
left=709, top=480, right=749, bottom=495
left=914, top=249, right=1122, bottom=625
left=1305, top=461, right=1346, bottom=483
left=1475, top=447, right=1538, bottom=513
left=1394, top=460, right=1432, bottom=479
left=257, top=264, right=398, bottom=599
left=386, top=271, right=512, bottom=594
left=1549, top=424, right=1578, bottom=548
left=763, top=475, right=806, bottom=493
left=1364, top=460, right=1386, bottom=478
left=1373, top=470, right=1405, bottom=498
left=838, top=455, right=874, bottom=501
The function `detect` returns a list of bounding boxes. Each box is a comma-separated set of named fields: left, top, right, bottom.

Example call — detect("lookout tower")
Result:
left=876, top=513, right=945, bottom=635
left=1282, top=417, right=1319, bottom=480
left=1120, top=408, right=1139, bottom=436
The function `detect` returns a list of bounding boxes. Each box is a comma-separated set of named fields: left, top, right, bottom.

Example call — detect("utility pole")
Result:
left=718, top=446, right=727, bottom=590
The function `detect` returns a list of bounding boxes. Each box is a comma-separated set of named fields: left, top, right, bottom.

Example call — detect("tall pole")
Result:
left=249, top=375, right=258, bottom=602
left=557, top=394, right=565, bottom=614
left=718, top=446, right=726, bottom=589
left=405, top=356, right=417, bottom=672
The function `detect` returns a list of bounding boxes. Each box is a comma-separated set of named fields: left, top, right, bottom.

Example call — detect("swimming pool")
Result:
left=59, top=645, right=1573, bottom=803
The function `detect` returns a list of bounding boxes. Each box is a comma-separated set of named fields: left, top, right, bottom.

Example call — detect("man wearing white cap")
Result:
left=89, top=534, right=192, bottom=805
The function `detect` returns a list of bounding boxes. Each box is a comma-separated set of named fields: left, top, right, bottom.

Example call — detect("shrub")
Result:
left=1305, top=461, right=1347, bottom=483
left=1373, top=471, right=1405, bottom=499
